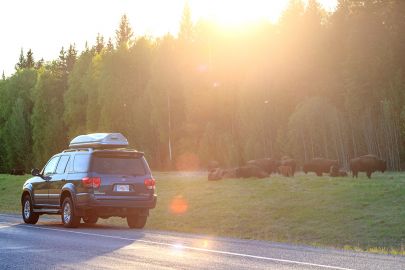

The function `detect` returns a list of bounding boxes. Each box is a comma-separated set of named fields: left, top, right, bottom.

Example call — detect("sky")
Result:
left=0, top=0, right=337, bottom=76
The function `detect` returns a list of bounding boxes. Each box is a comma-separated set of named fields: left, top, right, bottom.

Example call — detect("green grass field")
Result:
left=1, top=172, right=405, bottom=254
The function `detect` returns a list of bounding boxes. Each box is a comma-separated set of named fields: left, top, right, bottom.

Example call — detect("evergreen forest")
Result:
left=1, top=0, right=405, bottom=172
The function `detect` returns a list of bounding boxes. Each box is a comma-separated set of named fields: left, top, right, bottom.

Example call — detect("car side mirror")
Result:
left=31, top=168, right=40, bottom=177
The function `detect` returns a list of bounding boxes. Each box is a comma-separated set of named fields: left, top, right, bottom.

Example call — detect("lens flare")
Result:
left=169, top=195, right=189, bottom=214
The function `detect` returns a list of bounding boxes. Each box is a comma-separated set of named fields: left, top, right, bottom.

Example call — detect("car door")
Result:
left=48, top=155, right=70, bottom=206
left=33, top=156, right=60, bottom=205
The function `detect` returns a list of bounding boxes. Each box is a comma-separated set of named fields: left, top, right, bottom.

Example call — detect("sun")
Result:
left=189, top=0, right=338, bottom=29
left=190, top=0, right=288, bottom=27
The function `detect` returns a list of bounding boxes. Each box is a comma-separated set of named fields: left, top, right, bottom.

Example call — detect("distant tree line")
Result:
left=1, top=0, right=405, bottom=172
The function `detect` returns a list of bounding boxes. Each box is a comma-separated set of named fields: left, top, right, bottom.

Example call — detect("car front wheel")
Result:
left=22, top=195, right=39, bottom=224
left=61, top=197, right=81, bottom=228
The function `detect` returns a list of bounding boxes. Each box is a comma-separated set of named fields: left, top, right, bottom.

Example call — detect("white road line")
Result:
left=0, top=220, right=355, bottom=270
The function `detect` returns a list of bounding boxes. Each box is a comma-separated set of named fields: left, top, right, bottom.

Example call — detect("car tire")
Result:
left=61, top=197, right=81, bottom=228
left=82, top=215, right=98, bottom=224
left=22, top=195, right=39, bottom=224
left=127, top=215, right=147, bottom=229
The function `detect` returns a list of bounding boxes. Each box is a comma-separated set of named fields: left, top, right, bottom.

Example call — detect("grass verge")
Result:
left=1, top=172, right=405, bottom=255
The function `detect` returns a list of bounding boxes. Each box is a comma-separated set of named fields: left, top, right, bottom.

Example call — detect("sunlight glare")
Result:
left=170, top=243, right=186, bottom=257
left=191, top=0, right=288, bottom=27
left=201, top=240, right=210, bottom=248
left=169, top=195, right=189, bottom=215
left=189, top=0, right=337, bottom=30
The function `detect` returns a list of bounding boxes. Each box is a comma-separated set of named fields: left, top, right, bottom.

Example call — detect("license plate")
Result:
left=115, top=184, right=130, bottom=192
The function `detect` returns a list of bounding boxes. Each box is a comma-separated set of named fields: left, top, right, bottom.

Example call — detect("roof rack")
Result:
left=93, top=148, right=145, bottom=156
left=62, top=148, right=92, bottom=153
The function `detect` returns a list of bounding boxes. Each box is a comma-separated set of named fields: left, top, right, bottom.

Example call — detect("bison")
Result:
left=329, top=165, right=348, bottom=177
left=246, top=158, right=280, bottom=174
left=350, top=155, right=386, bottom=179
left=208, top=165, right=267, bottom=181
left=303, top=158, right=338, bottom=176
left=236, top=165, right=268, bottom=179
left=208, top=168, right=223, bottom=181
left=339, top=171, right=348, bottom=177
left=222, top=168, right=238, bottom=179
left=280, top=158, right=296, bottom=176
left=278, top=165, right=292, bottom=177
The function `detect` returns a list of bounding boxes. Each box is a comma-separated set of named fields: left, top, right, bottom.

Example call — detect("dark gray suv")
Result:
left=21, top=133, right=157, bottom=228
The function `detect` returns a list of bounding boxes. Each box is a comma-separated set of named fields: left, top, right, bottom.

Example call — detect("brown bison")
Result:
left=329, top=165, right=348, bottom=177
left=246, top=158, right=280, bottom=174
left=303, top=158, right=338, bottom=176
left=222, top=168, right=238, bottom=179
left=208, top=168, right=223, bottom=181
left=278, top=165, right=292, bottom=177
left=339, top=171, right=348, bottom=177
left=208, top=165, right=266, bottom=181
left=350, top=155, right=386, bottom=179
left=280, top=157, right=296, bottom=176
left=236, top=165, right=268, bottom=179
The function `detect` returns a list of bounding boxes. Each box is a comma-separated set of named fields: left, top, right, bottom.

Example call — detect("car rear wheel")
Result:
left=82, top=215, right=98, bottom=224
left=61, top=197, right=81, bottom=228
left=22, top=195, right=39, bottom=224
left=127, top=215, right=147, bottom=229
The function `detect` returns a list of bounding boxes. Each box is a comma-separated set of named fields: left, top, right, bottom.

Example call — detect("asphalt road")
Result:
left=0, top=214, right=404, bottom=270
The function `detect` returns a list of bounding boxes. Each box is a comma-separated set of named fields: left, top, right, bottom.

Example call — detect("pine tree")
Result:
left=35, top=58, right=44, bottom=69
left=1, top=71, right=5, bottom=81
left=179, top=1, right=193, bottom=42
left=305, top=0, right=323, bottom=28
left=66, top=44, right=77, bottom=72
left=280, top=0, right=305, bottom=26
left=15, top=48, right=26, bottom=70
left=84, top=41, right=90, bottom=52
left=115, top=14, right=134, bottom=49
left=58, top=46, right=67, bottom=72
left=26, top=49, right=35, bottom=68
left=106, top=38, right=114, bottom=52
left=95, top=33, right=105, bottom=54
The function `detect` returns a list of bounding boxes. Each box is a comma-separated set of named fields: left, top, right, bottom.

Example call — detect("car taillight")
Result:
left=144, top=178, right=155, bottom=190
left=82, top=177, right=101, bottom=188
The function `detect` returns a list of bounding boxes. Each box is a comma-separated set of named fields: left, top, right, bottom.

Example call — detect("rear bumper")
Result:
left=89, top=195, right=157, bottom=208
left=75, top=193, right=157, bottom=217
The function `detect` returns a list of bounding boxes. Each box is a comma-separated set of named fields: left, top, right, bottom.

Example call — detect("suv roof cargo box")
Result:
left=69, top=133, right=129, bottom=149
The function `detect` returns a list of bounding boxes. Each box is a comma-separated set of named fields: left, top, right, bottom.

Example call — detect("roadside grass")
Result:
left=1, top=172, right=405, bottom=255
left=0, top=174, right=27, bottom=213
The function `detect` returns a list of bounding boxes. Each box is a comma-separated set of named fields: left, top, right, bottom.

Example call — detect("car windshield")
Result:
left=91, top=156, right=146, bottom=176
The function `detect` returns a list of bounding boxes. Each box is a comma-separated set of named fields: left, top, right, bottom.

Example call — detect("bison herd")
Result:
left=208, top=155, right=387, bottom=181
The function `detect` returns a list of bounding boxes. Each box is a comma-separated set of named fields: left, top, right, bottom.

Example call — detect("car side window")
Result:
left=65, top=155, right=73, bottom=173
left=73, top=154, right=90, bottom=173
left=55, top=156, right=70, bottom=174
left=43, top=156, right=60, bottom=176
